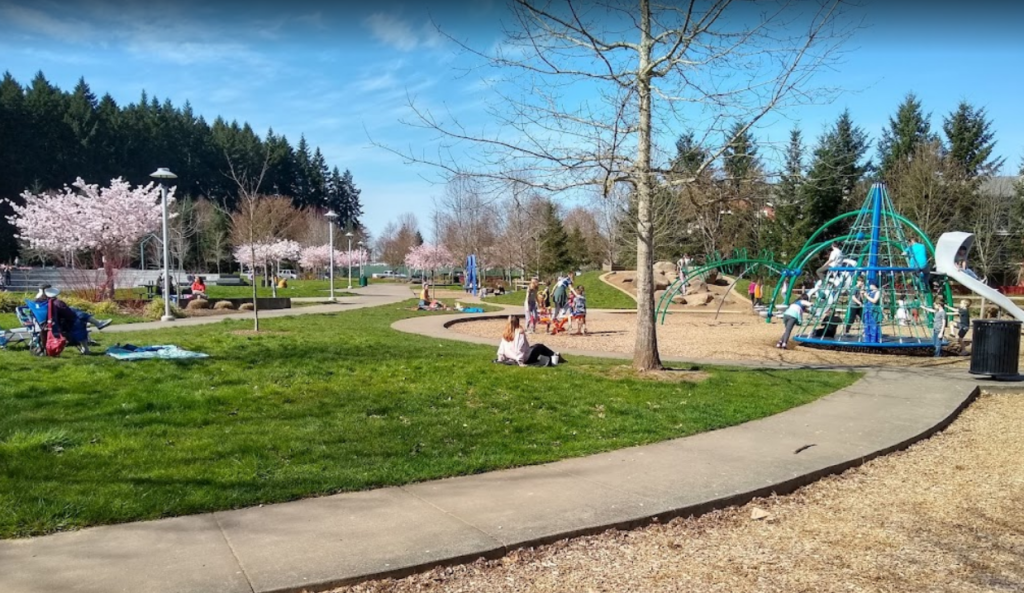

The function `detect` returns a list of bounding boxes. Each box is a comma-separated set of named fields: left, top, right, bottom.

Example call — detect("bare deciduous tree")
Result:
left=388, top=0, right=858, bottom=369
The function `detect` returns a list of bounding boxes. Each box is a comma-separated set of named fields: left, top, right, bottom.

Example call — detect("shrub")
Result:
left=90, top=300, right=120, bottom=316
left=62, top=296, right=96, bottom=314
left=238, top=303, right=255, bottom=311
left=143, top=298, right=184, bottom=320
left=186, top=298, right=210, bottom=310
left=213, top=300, right=235, bottom=310
left=0, top=292, right=23, bottom=313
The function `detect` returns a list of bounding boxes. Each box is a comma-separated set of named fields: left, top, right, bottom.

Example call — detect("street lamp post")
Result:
left=345, top=231, right=354, bottom=290
left=150, top=168, right=177, bottom=321
left=325, top=211, right=338, bottom=302
left=357, top=240, right=365, bottom=285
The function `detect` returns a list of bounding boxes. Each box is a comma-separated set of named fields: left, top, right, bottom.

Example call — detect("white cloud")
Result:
left=364, top=11, right=448, bottom=52
left=0, top=2, right=97, bottom=42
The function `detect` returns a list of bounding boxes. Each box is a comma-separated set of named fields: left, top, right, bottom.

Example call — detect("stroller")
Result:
left=15, top=298, right=93, bottom=356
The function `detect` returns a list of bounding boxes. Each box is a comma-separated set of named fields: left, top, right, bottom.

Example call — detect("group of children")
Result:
left=775, top=241, right=974, bottom=357
left=524, top=273, right=588, bottom=336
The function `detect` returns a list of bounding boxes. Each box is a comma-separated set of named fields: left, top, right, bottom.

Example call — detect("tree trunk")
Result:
left=632, top=0, right=662, bottom=371
left=102, top=251, right=116, bottom=301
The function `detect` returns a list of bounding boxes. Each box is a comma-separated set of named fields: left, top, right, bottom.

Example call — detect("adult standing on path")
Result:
left=551, top=273, right=573, bottom=324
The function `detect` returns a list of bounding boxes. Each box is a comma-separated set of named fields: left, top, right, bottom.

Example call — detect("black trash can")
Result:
left=969, top=319, right=1022, bottom=377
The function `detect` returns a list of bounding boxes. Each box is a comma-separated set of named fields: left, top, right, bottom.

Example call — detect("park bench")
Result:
left=215, top=275, right=246, bottom=286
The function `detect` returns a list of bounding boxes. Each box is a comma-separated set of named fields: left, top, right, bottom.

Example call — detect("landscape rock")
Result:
left=653, top=261, right=677, bottom=275
left=672, top=295, right=687, bottom=305
left=239, top=303, right=255, bottom=311
left=186, top=298, right=209, bottom=310
left=213, top=300, right=236, bottom=310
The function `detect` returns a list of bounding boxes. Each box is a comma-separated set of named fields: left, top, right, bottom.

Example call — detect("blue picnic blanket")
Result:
left=106, top=344, right=209, bottom=361
left=461, top=307, right=484, bottom=313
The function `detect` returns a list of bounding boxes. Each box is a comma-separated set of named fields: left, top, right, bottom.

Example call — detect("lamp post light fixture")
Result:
left=150, top=167, right=177, bottom=321
left=325, top=210, right=338, bottom=302
left=345, top=231, right=354, bottom=290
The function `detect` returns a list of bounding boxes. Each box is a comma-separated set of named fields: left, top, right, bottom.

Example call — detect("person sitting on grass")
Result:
left=496, top=315, right=562, bottom=367
left=419, top=282, right=431, bottom=307
left=571, top=285, right=588, bottom=335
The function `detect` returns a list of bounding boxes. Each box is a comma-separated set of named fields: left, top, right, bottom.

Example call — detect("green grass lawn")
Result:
left=485, top=271, right=637, bottom=309
left=0, top=299, right=859, bottom=538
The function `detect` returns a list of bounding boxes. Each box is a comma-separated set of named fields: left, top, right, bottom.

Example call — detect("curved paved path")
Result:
left=0, top=297, right=985, bottom=593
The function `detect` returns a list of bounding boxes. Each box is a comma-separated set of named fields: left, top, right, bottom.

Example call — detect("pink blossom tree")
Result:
left=405, top=243, right=455, bottom=282
left=6, top=177, right=170, bottom=299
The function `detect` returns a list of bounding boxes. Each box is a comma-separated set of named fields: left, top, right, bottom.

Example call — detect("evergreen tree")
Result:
left=942, top=101, right=1004, bottom=180
left=801, top=110, right=871, bottom=239
left=877, top=93, right=933, bottom=180
left=722, top=122, right=757, bottom=188
left=337, top=168, right=363, bottom=230
left=565, top=225, right=589, bottom=270
left=768, top=126, right=806, bottom=257
left=537, top=200, right=571, bottom=276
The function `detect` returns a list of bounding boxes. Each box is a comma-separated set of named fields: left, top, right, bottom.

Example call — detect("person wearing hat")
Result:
left=34, top=285, right=113, bottom=337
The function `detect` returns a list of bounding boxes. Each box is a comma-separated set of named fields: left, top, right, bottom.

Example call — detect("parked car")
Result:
left=277, top=269, right=298, bottom=280
left=372, top=270, right=407, bottom=279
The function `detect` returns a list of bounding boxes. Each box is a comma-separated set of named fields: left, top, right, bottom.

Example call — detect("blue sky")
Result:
left=1, top=0, right=1021, bottom=240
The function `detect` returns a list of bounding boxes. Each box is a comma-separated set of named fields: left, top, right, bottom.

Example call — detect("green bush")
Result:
left=143, top=298, right=184, bottom=320
left=90, top=300, right=120, bottom=316
left=0, top=292, right=23, bottom=313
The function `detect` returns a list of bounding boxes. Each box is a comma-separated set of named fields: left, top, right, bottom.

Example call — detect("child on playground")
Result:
left=571, top=285, right=587, bottom=335
left=524, top=279, right=539, bottom=332
left=955, top=299, right=971, bottom=355
left=776, top=293, right=813, bottom=350
left=921, top=297, right=950, bottom=357
left=748, top=280, right=756, bottom=308
left=754, top=279, right=764, bottom=307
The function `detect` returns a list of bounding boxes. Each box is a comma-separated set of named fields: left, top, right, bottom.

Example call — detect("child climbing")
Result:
left=896, top=299, right=909, bottom=327
left=777, top=293, right=813, bottom=350
left=753, top=279, right=763, bottom=307
left=816, top=244, right=843, bottom=280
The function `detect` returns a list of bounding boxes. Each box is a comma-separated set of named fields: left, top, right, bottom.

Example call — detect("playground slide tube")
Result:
left=934, top=232, right=1024, bottom=323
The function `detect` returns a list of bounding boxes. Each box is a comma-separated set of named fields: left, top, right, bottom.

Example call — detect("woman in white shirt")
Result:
left=496, top=315, right=561, bottom=366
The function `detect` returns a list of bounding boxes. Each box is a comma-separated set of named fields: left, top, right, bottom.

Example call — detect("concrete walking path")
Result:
left=0, top=298, right=986, bottom=593
left=100, top=283, right=413, bottom=333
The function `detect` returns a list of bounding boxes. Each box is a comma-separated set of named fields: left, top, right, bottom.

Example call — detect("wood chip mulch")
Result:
left=330, top=392, right=1024, bottom=592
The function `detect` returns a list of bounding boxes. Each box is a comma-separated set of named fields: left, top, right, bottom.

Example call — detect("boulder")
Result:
left=672, top=295, right=687, bottom=305
left=705, top=270, right=719, bottom=284
left=653, top=261, right=677, bottom=275
left=704, top=293, right=716, bottom=304
left=239, top=302, right=255, bottom=311
left=654, top=276, right=671, bottom=291
left=213, top=300, right=236, bottom=310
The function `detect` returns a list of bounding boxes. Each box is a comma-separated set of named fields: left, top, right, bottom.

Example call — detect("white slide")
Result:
left=933, top=231, right=1024, bottom=323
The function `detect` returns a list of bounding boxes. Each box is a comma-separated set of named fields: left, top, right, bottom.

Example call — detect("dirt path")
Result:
left=334, top=392, right=1024, bottom=593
